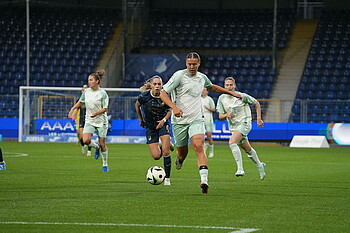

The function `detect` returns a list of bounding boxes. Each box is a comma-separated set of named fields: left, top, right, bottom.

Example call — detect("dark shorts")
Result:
left=79, top=119, right=86, bottom=129
left=146, top=123, right=171, bottom=144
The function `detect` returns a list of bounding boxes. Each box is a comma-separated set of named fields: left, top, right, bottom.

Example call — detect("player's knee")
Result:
left=83, top=139, right=91, bottom=145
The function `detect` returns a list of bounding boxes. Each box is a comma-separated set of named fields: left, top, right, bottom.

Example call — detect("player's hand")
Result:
left=226, top=112, right=233, bottom=118
left=173, top=107, right=183, bottom=118
left=140, top=120, right=145, bottom=128
left=155, top=120, right=164, bottom=129
left=257, top=119, right=264, bottom=128
left=91, top=113, right=97, bottom=118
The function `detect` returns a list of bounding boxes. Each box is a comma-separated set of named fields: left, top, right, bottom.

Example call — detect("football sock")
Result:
left=101, top=150, right=108, bottom=166
left=247, top=148, right=262, bottom=167
left=163, top=155, right=171, bottom=178
left=229, top=143, right=243, bottom=171
left=79, top=138, right=84, bottom=147
left=208, top=144, right=214, bottom=154
left=199, top=165, right=208, bottom=185
left=88, top=141, right=99, bottom=150
left=88, top=146, right=92, bottom=152
left=0, top=147, right=3, bottom=162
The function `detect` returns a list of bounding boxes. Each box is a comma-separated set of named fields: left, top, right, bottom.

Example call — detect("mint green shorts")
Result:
left=83, top=123, right=108, bottom=138
left=231, top=122, right=251, bottom=145
left=172, top=119, right=205, bottom=147
left=204, top=121, right=213, bottom=133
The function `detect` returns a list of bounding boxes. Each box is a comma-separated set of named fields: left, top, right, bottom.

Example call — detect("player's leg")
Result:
left=83, top=124, right=99, bottom=150
left=159, top=134, right=172, bottom=185
left=77, top=128, right=86, bottom=154
left=207, top=131, right=214, bottom=158
left=0, top=147, right=5, bottom=170
left=146, top=128, right=162, bottom=160
left=229, top=131, right=245, bottom=176
left=172, top=124, right=190, bottom=170
left=240, top=140, right=266, bottom=180
left=189, top=120, right=208, bottom=194
left=98, top=125, right=109, bottom=172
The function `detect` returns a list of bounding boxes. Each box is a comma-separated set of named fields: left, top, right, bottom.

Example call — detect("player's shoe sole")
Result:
left=102, top=166, right=108, bottom=172
left=259, top=162, right=266, bottom=180
left=200, top=183, right=209, bottom=194
left=175, top=158, right=183, bottom=170
left=235, top=170, right=245, bottom=177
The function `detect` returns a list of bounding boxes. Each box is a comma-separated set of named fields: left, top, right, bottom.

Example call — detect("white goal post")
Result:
left=18, top=86, right=140, bottom=142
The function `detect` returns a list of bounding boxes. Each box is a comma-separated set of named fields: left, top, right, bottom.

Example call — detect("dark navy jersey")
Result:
left=137, top=90, right=170, bottom=129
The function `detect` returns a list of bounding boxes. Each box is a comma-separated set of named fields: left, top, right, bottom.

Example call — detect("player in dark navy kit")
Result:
left=135, top=75, right=173, bottom=185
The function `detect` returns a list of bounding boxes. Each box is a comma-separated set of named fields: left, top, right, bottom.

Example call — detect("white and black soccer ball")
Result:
left=146, top=166, right=166, bottom=185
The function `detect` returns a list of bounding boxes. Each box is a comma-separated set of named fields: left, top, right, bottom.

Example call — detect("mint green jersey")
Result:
left=216, top=92, right=257, bottom=130
left=163, top=69, right=213, bottom=124
left=201, top=95, right=215, bottom=124
left=79, top=88, right=109, bottom=128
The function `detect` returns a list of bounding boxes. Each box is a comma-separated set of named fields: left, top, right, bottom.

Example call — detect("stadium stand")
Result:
left=140, top=9, right=295, bottom=49
left=0, top=5, right=119, bottom=118
left=292, top=9, right=350, bottom=123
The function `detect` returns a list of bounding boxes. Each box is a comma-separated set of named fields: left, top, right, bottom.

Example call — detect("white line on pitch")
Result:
left=0, top=221, right=260, bottom=232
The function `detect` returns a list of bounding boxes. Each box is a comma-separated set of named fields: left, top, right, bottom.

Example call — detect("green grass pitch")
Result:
left=0, top=142, right=349, bottom=233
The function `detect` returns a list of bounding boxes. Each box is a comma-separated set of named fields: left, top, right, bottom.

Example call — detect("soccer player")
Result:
left=216, top=77, right=266, bottom=180
left=68, top=69, right=110, bottom=172
left=135, top=76, right=173, bottom=186
left=201, top=88, right=216, bottom=158
left=160, top=52, right=242, bottom=194
left=72, top=85, right=92, bottom=156
left=0, top=147, right=5, bottom=170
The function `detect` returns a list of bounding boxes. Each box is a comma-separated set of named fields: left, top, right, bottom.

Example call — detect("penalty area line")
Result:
left=0, top=221, right=260, bottom=233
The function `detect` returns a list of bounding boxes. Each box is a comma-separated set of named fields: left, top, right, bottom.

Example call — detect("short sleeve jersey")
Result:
left=201, top=95, right=215, bottom=124
left=216, top=92, right=257, bottom=130
left=163, top=69, right=213, bottom=124
left=79, top=88, right=109, bottom=128
left=137, top=90, right=170, bottom=129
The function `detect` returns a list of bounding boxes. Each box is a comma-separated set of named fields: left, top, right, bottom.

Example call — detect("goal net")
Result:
left=19, top=86, right=142, bottom=143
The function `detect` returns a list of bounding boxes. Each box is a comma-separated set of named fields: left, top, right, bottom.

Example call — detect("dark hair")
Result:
left=186, top=52, right=201, bottom=61
left=89, top=69, right=106, bottom=84
left=139, top=75, right=162, bottom=92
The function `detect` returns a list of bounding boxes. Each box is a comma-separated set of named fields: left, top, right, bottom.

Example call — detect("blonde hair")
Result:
left=90, top=69, right=106, bottom=85
left=225, top=76, right=236, bottom=84
left=139, top=75, right=162, bottom=92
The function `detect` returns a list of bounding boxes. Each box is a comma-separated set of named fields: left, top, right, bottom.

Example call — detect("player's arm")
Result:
left=68, top=101, right=82, bottom=119
left=135, top=100, right=145, bottom=128
left=255, top=101, right=264, bottom=128
left=204, top=106, right=216, bottom=112
left=219, top=112, right=233, bottom=120
left=155, top=109, right=172, bottom=129
left=208, top=84, right=242, bottom=99
left=160, top=90, right=183, bottom=117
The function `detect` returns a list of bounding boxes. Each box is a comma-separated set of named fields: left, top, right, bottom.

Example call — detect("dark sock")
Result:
left=88, top=146, right=92, bottom=151
left=0, top=148, right=3, bottom=162
left=79, top=138, right=84, bottom=147
left=199, top=165, right=208, bottom=170
left=163, top=155, right=172, bottom=178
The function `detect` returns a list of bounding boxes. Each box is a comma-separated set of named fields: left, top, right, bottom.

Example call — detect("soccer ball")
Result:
left=146, top=166, right=166, bottom=185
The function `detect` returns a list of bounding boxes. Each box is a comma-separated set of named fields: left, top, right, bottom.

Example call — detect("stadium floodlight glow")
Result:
left=332, top=123, right=350, bottom=145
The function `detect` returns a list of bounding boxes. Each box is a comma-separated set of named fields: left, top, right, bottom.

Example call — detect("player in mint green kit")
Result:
left=217, top=77, right=266, bottom=180
left=69, top=69, right=110, bottom=172
left=160, top=52, right=242, bottom=194
left=201, top=88, right=216, bottom=158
